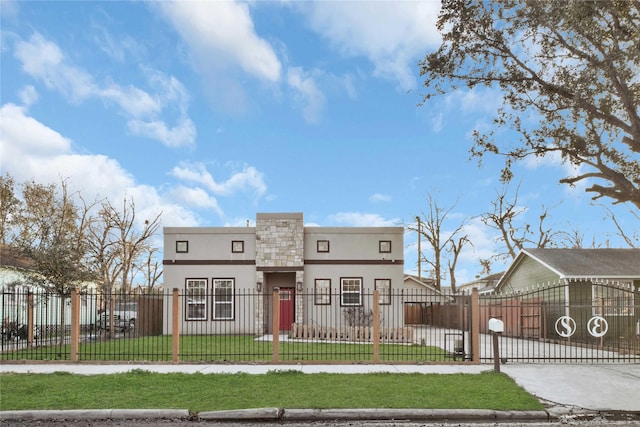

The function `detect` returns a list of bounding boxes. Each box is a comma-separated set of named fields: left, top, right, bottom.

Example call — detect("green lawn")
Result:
left=0, top=370, right=544, bottom=412
left=2, top=335, right=451, bottom=362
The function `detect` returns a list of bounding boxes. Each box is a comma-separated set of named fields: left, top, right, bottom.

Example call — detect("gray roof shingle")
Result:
left=524, top=248, right=640, bottom=278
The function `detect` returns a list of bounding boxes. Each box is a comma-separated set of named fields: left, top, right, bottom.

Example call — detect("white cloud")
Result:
left=170, top=162, right=267, bottom=199
left=169, top=185, right=223, bottom=216
left=287, top=67, right=326, bottom=124
left=155, top=1, right=281, bottom=82
left=522, top=148, right=587, bottom=195
left=18, top=85, right=38, bottom=107
left=369, top=193, right=392, bottom=203
left=15, top=33, right=96, bottom=102
left=301, top=1, right=441, bottom=91
left=430, top=111, right=443, bottom=133
left=12, top=33, right=195, bottom=148
left=327, top=212, right=400, bottom=227
left=127, top=118, right=196, bottom=149
left=0, top=102, right=200, bottom=230
left=445, top=87, right=503, bottom=115
left=0, top=103, right=71, bottom=156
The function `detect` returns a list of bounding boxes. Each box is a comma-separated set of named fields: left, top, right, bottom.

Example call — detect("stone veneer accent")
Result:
left=254, top=213, right=305, bottom=335
left=255, top=213, right=304, bottom=268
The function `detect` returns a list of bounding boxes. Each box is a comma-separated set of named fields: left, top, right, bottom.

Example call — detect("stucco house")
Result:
left=162, top=213, right=405, bottom=335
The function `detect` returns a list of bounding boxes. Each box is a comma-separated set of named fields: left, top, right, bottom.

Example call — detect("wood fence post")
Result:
left=272, top=288, right=280, bottom=362
left=471, top=288, right=480, bottom=363
left=373, top=290, right=380, bottom=363
left=172, top=288, right=180, bottom=363
left=27, top=292, right=34, bottom=347
left=70, top=288, right=80, bottom=362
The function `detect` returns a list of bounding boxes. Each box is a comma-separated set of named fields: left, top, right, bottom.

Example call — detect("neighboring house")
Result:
left=495, top=248, right=640, bottom=292
left=458, top=272, right=504, bottom=295
left=402, top=274, right=452, bottom=325
left=0, top=244, right=97, bottom=327
left=490, top=248, right=640, bottom=339
left=162, top=212, right=405, bottom=335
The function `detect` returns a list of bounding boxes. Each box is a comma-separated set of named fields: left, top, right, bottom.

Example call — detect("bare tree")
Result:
left=13, top=178, right=97, bottom=345
left=408, top=194, right=469, bottom=291
left=448, top=235, right=471, bottom=294
left=599, top=204, right=640, bottom=248
left=0, top=173, right=19, bottom=246
left=481, top=183, right=561, bottom=261
left=100, top=197, right=161, bottom=293
left=138, top=246, right=163, bottom=294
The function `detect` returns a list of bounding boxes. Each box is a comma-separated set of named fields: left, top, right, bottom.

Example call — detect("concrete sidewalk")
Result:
left=1, top=363, right=639, bottom=422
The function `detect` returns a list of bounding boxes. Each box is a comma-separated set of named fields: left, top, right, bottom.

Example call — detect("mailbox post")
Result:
left=488, top=318, right=504, bottom=373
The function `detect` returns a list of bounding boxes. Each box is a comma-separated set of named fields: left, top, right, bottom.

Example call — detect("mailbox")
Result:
left=488, top=318, right=504, bottom=333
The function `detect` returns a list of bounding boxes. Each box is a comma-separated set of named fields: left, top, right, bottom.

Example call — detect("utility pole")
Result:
left=416, top=216, right=421, bottom=282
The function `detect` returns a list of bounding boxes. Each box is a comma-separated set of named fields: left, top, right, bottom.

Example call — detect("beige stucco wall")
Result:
left=162, top=215, right=405, bottom=335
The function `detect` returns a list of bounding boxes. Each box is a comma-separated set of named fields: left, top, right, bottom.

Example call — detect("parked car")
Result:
left=96, top=302, right=137, bottom=332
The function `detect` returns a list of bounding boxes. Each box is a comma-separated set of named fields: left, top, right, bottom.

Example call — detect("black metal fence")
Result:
left=2, top=281, right=638, bottom=364
left=0, top=288, right=472, bottom=363
left=478, top=281, right=640, bottom=363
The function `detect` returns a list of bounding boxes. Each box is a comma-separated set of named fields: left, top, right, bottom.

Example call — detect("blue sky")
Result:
left=1, top=1, right=637, bottom=286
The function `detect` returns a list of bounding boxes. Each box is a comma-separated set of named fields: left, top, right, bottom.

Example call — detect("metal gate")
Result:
left=478, top=281, right=640, bottom=363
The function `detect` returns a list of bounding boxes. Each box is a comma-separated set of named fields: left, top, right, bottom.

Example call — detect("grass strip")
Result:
left=0, top=370, right=543, bottom=412
left=2, top=335, right=450, bottom=362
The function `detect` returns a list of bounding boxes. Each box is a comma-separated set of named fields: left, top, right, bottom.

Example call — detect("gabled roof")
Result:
left=522, top=248, right=640, bottom=278
left=403, top=274, right=453, bottom=302
left=459, top=272, right=504, bottom=294
left=403, top=274, right=436, bottom=288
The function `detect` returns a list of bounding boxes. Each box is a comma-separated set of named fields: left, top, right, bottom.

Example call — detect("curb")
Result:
left=0, top=408, right=549, bottom=422
left=0, top=409, right=191, bottom=421
left=278, top=408, right=550, bottom=422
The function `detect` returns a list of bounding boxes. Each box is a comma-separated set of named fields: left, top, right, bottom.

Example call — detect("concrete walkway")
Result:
left=1, top=362, right=639, bottom=422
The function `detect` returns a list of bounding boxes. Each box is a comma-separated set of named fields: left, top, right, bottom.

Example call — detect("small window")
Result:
left=340, top=277, right=362, bottom=306
left=232, top=240, right=244, bottom=253
left=314, top=279, right=331, bottom=305
left=186, top=279, right=207, bottom=320
left=176, top=240, right=189, bottom=253
left=280, top=290, right=292, bottom=301
left=593, top=284, right=635, bottom=316
left=213, top=279, right=235, bottom=320
left=379, top=240, right=391, bottom=253
left=317, top=240, right=330, bottom=252
left=375, top=279, right=391, bottom=305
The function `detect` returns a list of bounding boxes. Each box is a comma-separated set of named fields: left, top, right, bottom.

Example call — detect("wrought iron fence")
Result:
left=1, top=288, right=475, bottom=363
left=2, top=281, right=637, bottom=364
left=478, top=280, right=640, bottom=363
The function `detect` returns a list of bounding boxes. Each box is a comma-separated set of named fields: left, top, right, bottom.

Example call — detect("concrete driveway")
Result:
left=500, top=364, right=640, bottom=412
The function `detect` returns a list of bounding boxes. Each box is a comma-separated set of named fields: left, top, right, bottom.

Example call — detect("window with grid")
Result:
left=213, top=279, right=235, bottom=320
left=340, top=278, right=362, bottom=306
left=593, top=284, right=634, bottom=316
left=375, top=279, right=391, bottom=305
left=314, top=279, right=331, bottom=305
left=186, top=279, right=207, bottom=320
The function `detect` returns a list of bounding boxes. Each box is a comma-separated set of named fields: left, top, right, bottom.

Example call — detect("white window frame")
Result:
left=592, top=283, right=635, bottom=316
left=213, top=278, right=235, bottom=320
left=340, top=277, right=362, bottom=306
left=186, top=279, right=207, bottom=320
left=314, top=279, right=331, bottom=305
left=375, top=278, right=391, bottom=305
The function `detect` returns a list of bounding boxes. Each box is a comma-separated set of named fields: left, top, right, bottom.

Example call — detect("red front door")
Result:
left=279, top=288, right=295, bottom=331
